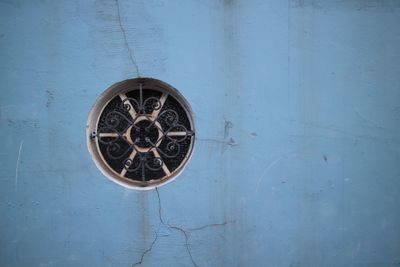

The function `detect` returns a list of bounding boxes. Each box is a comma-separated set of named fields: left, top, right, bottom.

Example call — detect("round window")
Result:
left=86, top=78, right=195, bottom=189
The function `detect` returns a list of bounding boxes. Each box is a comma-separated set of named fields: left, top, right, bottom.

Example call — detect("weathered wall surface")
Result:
left=1, top=0, right=400, bottom=266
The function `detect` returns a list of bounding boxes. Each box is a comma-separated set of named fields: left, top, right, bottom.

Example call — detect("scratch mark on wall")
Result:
left=287, top=119, right=397, bottom=142
left=223, top=118, right=233, bottom=139
left=7, top=119, right=40, bottom=129
left=46, top=90, right=54, bottom=108
left=115, top=0, right=140, bottom=77
left=256, top=148, right=309, bottom=192
left=250, top=132, right=258, bottom=137
left=353, top=108, right=382, bottom=129
left=15, top=140, right=24, bottom=192
left=291, top=0, right=400, bottom=10
left=255, top=155, right=286, bottom=192
left=187, top=220, right=236, bottom=231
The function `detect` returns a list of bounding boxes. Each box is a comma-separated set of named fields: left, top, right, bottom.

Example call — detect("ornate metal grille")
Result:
left=87, top=78, right=195, bottom=189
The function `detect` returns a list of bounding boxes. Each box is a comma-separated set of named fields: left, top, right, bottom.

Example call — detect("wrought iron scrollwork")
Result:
left=95, top=84, right=194, bottom=182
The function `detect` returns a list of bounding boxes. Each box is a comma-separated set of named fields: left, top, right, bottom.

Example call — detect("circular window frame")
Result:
left=86, top=78, right=196, bottom=190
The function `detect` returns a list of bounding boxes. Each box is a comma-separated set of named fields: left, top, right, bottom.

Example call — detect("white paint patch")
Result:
left=15, top=140, right=24, bottom=192
left=123, top=188, right=133, bottom=198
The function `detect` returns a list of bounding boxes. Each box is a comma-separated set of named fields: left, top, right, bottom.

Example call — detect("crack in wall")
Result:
left=155, top=187, right=198, bottom=267
left=132, top=188, right=235, bottom=266
left=132, top=231, right=159, bottom=266
left=196, top=138, right=238, bottom=147
left=115, top=0, right=140, bottom=77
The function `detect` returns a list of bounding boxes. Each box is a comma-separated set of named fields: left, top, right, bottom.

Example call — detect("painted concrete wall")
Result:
left=1, top=0, right=400, bottom=266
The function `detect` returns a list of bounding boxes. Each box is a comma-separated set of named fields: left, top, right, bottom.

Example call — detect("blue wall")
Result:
left=1, top=0, right=400, bottom=266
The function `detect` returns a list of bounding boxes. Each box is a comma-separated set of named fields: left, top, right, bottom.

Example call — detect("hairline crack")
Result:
left=115, top=0, right=140, bottom=77
left=131, top=187, right=235, bottom=266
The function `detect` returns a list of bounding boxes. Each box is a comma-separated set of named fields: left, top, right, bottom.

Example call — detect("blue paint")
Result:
left=1, top=0, right=400, bottom=266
